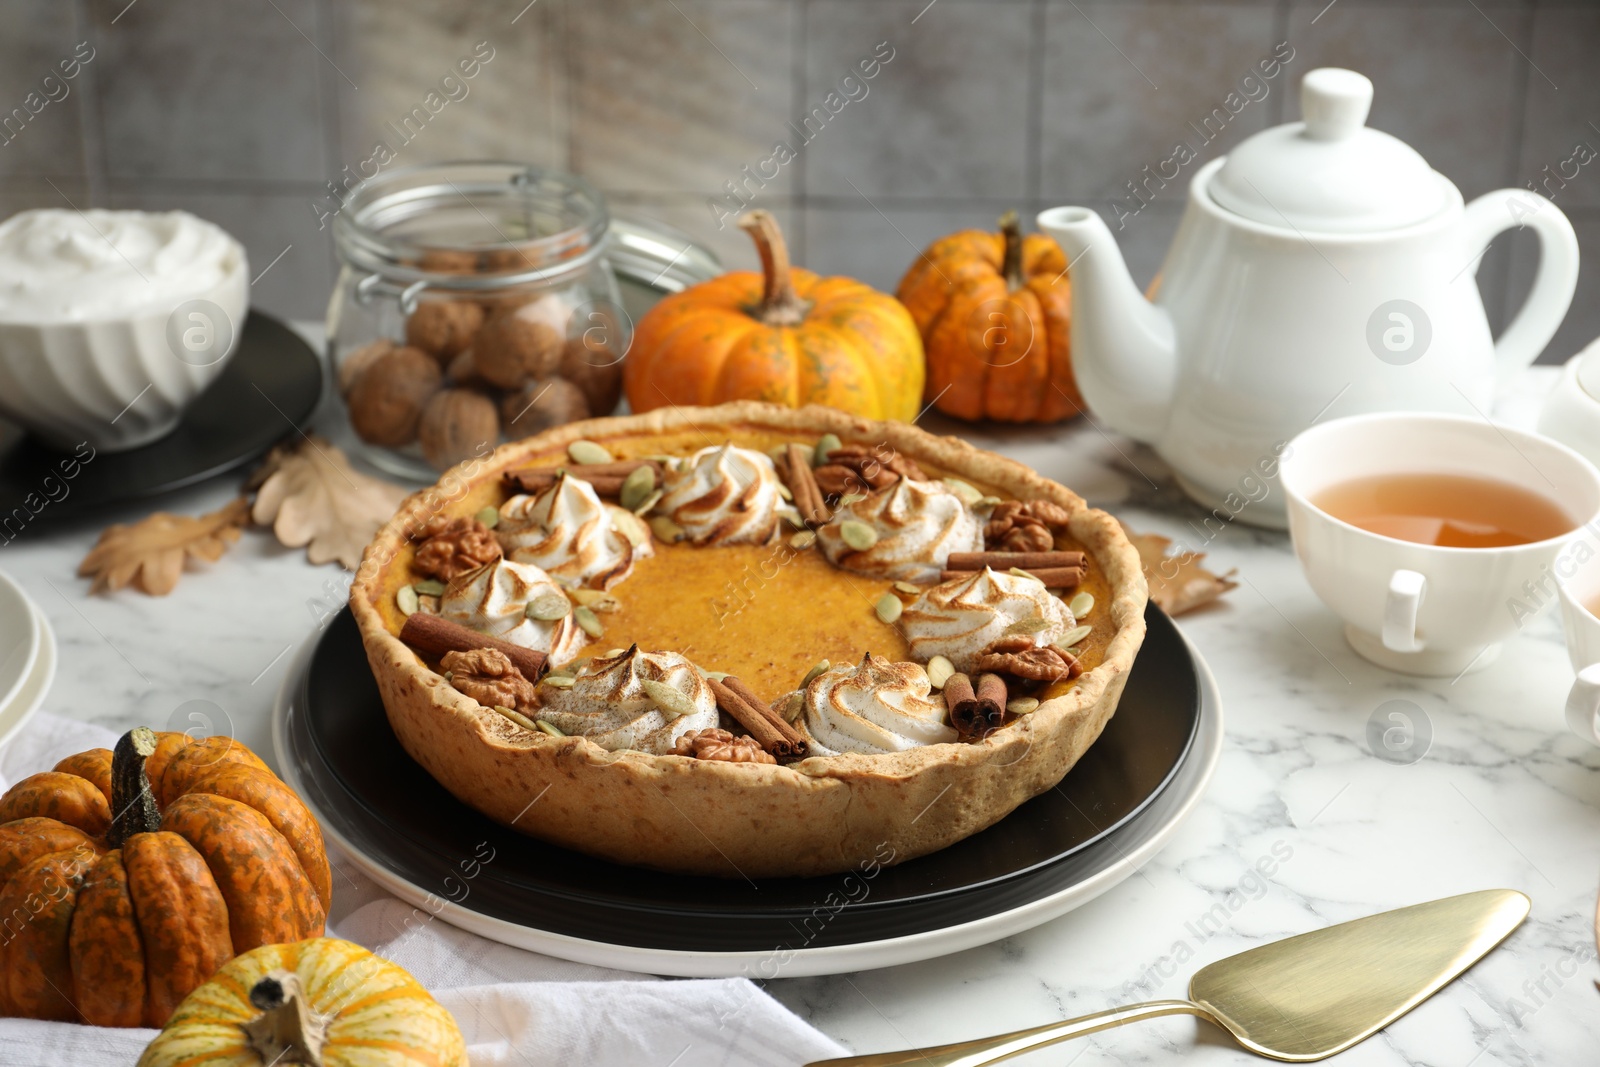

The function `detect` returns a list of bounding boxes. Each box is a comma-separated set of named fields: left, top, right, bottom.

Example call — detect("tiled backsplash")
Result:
left=7, top=0, right=1599, bottom=362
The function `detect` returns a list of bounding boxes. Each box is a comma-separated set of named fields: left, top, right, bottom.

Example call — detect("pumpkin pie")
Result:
left=350, top=401, right=1147, bottom=877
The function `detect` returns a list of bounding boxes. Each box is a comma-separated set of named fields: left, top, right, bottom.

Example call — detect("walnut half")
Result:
left=671, top=728, right=776, bottom=765
left=974, top=634, right=1082, bottom=682
left=985, top=499, right=1074, bottom=554
left=442, top=648, right=538, bottom=711
left=412, top=515, right=502, bottom=581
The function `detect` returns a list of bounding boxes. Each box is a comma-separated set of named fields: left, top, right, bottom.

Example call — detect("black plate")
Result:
left=0, top=312, right=323, bottom=525
left=287, top=603, right=1200, bottom=953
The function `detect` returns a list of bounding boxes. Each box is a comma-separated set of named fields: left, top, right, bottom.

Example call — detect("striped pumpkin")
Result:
left=138, top=937, right=466, bottom=1067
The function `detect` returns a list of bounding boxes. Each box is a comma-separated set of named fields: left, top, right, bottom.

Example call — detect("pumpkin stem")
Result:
left=242, top=971, right=329, bottom=1067
left=738, top=210, right=810, bottom=326
left=998, top=211, right=1025, bottom=292
left=107, top=727, right=161, bottom=849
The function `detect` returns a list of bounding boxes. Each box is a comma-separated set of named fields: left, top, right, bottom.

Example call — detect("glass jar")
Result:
left=329, top=161, right=631, bottom=479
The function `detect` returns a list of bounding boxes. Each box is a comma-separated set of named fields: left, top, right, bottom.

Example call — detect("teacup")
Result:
left=1280, top=412, right=1600, bottom=677
left=1557, top=563, right=1600, bottom=745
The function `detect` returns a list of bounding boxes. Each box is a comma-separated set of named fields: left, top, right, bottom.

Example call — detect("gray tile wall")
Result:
left=6, top=0, right=1598, bottom=362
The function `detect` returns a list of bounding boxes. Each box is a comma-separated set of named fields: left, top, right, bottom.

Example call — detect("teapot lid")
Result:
left=1208, top=68, right=1451, bottom=233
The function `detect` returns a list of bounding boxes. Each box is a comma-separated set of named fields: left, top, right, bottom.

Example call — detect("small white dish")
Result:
left=0, top=597, right=55, bottom=752
left=1537, top=337, right=1600, bottom=472
left=0, top=568, right=41, bottom=715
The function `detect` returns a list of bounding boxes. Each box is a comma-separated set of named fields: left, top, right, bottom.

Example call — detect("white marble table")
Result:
left=3, top=325, right=1595, bottom=1064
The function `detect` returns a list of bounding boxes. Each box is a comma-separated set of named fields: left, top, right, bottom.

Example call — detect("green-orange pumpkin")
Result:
left=0, top=728, right=331, bottom=1027
left=624, top=210, right=925, bottom=420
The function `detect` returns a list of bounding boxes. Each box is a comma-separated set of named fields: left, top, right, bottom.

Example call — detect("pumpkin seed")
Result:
left=397, top=585, right=420, bottom=616
left=839, top=520, right=879, bottom=551
left=837, top=492, right=868, bottom=506
left=777, top=691, right=805, bottom=722
left=649, top=515, right=685, bottom=542
left=541, top=674, right=575, bottom=688
left=535, top=719, right=567, bottom=737
left=800, top=659, right=831, bottom=688
left=476, top=505, right=500, bottom=528
left=642, top=678, right=695, bottom=720
left=442, top=670, right=453, bottom=682
left=893, top=580, right=921, bottom=595
left=574, top=605, right=604, bottom=638
left=1068, top=592, right=1095, bottom=618
left=572, top=588, right=622, bottom=612
left=1065, top=646, right=1083, bottom=657
left=942, top=478, right=984, bottom=507
left=568, top=440, right=613, bottom=465
left=776, top=482, right=793, bottom=501
left=608, top=506, right=652, bottom=547
left=619, top=465, right=658, bottom=510
left=783, top=508, right=807, bottom=529
left=1007, top=697, right=1040, bottom=716
left=814, top=433, right=842, bottom=465
left=706, top=670, right=730, bottom=682
left=494, top=705, right=540, bottom=731
left=790, top=530, right=817, bottom=549
left=1059, top=624, right=1093, bottom=648
left=1009, top=567, right=1037, bottom=580
left=1006, top=613, right=1052, bottom=635
left=926, top=655, right=956, bottom=690
left=975, top=496, right=1003, bottom=510
left=605, top=648, right=627, bottom=658
left=412, top=578, right=447, bottom=597
left=875, top=592, right=903, bottom=624
left=768, top=444, right=790, bottom=464
left=630, top=489, right=664, bottom=516
left=527, top=593, right=571, bottom=621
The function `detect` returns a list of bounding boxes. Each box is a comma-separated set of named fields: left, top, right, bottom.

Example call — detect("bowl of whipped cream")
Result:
left=0, top=208, right=249, bottom=451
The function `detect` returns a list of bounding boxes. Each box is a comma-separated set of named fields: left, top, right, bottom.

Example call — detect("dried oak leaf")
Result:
left=79, top=497, right=251, bottom=596
left=251, top=435, right=409, bottom=569
left=1120, top=524, right=1239, bottom=616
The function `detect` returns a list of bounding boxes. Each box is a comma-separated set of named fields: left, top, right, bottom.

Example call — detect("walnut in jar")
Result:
left=559, top=336, right=624, bottom=417
left=474, top=312, right=562, bottom=388
left=419, top=388, right=500, bottom=470
left=500, top=377, right=589, bottom=438
left=405, top=299, right=484, bottom=362
left=347, top=345, right=442, bottom=447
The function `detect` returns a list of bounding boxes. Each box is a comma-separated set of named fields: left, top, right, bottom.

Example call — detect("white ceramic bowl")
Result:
left=0, top=211, right=249, bottom=452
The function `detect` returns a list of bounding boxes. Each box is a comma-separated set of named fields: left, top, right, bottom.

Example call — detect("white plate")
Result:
left=275, top=629, right=1223, bottom=978
left=0, top=598, right=54, bottom=751
left=0, top=569, right=40, bottom=715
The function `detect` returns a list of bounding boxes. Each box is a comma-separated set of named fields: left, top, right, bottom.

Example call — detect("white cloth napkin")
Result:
left=0, top=714, right=847, bottom=1067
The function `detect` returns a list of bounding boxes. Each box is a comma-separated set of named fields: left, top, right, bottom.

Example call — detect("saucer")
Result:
left=0, top=596, right=55, bottom=751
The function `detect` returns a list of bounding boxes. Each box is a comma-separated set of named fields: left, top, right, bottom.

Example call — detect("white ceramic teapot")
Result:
left=1039, top=67, right=1579, bottom=528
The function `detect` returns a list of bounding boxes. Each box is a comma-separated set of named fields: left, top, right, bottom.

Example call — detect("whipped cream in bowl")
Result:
left=795, top=653, right=958, bottom=756
left=497, top=473, right=648, bottom=589
left=900, top=567, right=1075, bottom=672
left=655, top=443, right=786, bottom=546
left=439, top=557, right=586, bottom=668
left=536, top=646, right=720, bottom=754
left=817, top=477, right=982, bottom=583
left=0, top=208, right=249, bottom=450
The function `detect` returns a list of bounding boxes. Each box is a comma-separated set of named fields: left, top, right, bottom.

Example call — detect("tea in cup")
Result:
left=1280, top=413, right=1600, bottom=676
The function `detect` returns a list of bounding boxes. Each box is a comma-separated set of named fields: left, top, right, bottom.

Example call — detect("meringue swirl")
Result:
left=439, top=558, right=586, bottom=667
left=655, top=443, right=785, bottom=546
left=536, top=646, right=719, bottom=754
left=796, top=653, right=958, bottom=756
left=900, top=567, right=1075, bottom=672
left=817, top=478, right=982, bottom=583
left=496, top=474, right=645, bottom=589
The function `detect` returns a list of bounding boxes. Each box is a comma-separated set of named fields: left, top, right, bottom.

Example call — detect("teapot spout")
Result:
left=1037, top=207, right=1176, bottom=443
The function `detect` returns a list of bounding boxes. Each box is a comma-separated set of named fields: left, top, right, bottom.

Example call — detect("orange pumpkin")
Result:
left=0, top=727, right=331, bottom=1027
left=624, top=210, right=925, bottom=420
left=897, top=211, right=1082, bottom=423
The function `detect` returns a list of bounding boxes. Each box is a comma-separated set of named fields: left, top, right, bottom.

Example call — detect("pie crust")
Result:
left=350, top=402, right=1148, bottom=878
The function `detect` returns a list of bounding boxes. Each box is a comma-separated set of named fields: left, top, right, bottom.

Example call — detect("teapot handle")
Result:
left=1459, top=189, right=1579, bottom=384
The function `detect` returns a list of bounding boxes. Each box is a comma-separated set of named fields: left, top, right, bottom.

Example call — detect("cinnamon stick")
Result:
left=504, top=470, right=628, bottom=496
left=400, top=612, right=547, bottom=681
left=941, top=566, right=1085, bottom=588
left=503, top=460, right=661, bottom=494
left=708, top=676, right=808, bottom=760
left=947, top=671, right=1007, bottom=738
left=783, top=443, right=831, bottom=527
left=946, top=550, right=1085, bottom=571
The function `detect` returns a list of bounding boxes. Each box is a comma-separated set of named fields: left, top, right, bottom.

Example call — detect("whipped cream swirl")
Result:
left=900, top=567, right=1074, bottom=672
left=655, top=443, right=785, bottom=546
left=497, top=474, right=646, bottom=589
left=536, top=646, right=719, bottom=754
left=439, top=558, right=586, bottom=667
left=796, top=653, right=958, bottom=756
left=817, top=478, right=982, bottom=583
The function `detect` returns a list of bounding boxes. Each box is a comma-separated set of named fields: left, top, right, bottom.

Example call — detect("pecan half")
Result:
left=813, top=443, right=927, bottom=499
left=671, top=728, right=777, bottom=765
left=442, top=648, right=538, bottom=710
left=412, top=515, right=502, bottom=581
left=985, top=500, right=1073, bottom=554
left=975, top=634, right=1082, bottom=682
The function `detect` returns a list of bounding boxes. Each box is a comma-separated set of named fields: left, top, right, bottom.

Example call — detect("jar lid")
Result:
left=1208, top=68, right=1452, bottom=233
left=607, top=214, right=722, bottom=294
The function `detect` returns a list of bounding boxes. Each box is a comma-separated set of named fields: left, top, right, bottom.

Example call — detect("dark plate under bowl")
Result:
left=286, top=601, right=1199, bottom=953
left=0, top=312, right=323, bottom=525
